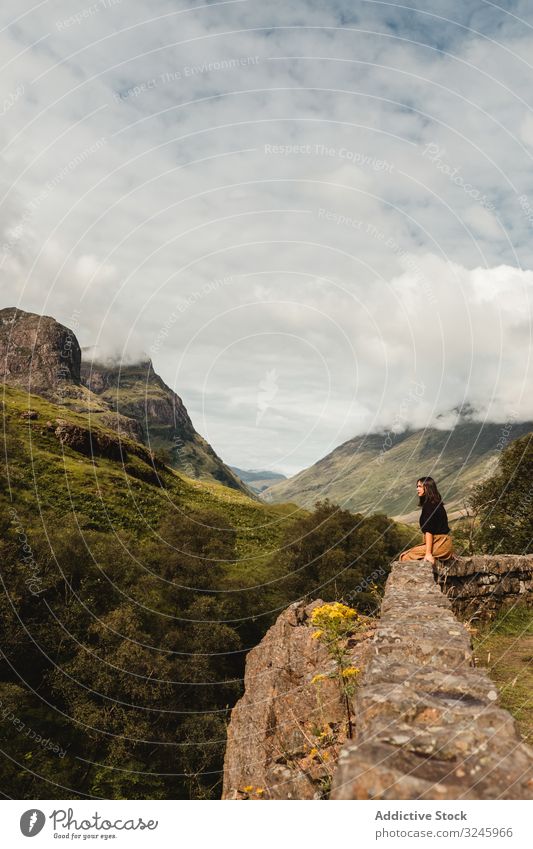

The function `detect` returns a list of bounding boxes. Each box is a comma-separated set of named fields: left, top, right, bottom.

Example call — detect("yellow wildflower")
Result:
left=310, top=602, right=358, bottom=625
left=311, top=629, right=323, bottom=640
left=255, top=787, right=264, bottom=795
left=243, top=785, right=253, bottom=793
left=310, top=673, right=326, bottom=685
left=309, top=747, right=319, bottom=758
left=341, top=666, right=360, bottom=678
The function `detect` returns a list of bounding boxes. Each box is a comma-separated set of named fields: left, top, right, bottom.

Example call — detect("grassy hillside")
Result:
left=262, top=421, right=533, bottom=518
left=0, top=384, right=415, bottom=800
left=0, top=385, right=303, bottom=800
left=1, top=384, right=294, bottom=563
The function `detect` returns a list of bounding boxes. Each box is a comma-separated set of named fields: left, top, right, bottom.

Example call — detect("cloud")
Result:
left=1, top=0, right=532, bottom=474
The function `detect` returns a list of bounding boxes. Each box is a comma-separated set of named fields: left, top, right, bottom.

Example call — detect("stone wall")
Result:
left=434, top=554, right=533, bottom=620
left=330, top=560, right=533, bottom=799
left=222, top=556, right=533, bottom=800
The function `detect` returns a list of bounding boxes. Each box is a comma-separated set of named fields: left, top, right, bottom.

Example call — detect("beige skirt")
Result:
left=400, top=533, right=454, bottom=562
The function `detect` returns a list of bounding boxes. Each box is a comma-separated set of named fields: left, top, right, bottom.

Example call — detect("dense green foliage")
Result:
left=0, top=511, right=243, bottom=799
left=269, top=499, right=410, bottom=612
left=0, top=500, right=410, bottom=799
left=0, top=386, right=412, bottom=799
left=469, top=431, right=533, bottom=554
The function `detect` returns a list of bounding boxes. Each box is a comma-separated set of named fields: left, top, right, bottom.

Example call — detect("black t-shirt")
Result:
left=419, top=498, right=449, bottom=535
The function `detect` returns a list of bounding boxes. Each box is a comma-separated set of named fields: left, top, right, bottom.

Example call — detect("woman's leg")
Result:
left=399, top=542, right=427, bottom=561
left=432, top=534, right=454, bottom=560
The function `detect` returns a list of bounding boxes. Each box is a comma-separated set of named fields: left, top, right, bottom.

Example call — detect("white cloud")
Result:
left=1, top=0, right=533, bottom=474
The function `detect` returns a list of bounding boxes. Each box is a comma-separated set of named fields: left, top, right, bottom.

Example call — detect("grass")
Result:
left=473, top=604, right=533, bottom=745
left=1, top=385, right=307, bottom=576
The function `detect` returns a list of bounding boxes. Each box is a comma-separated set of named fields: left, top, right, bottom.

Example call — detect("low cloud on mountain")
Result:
left=1, top=0, right=532, bottom=474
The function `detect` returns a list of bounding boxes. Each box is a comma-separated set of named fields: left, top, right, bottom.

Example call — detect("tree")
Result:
left=274, top=499, right=403, bottom=604
left=470, top=431, right=533, bottom=554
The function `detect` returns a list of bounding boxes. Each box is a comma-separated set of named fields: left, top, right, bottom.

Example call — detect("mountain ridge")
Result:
left=229, top=465, right=287, bottom=494
left=261, top=420, right=533, bottom=518
left=0, top=307, right=252, bottom=496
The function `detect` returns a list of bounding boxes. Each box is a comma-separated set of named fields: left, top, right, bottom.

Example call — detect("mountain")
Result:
left=261, top=421, right=533, bottom=518
left=229, top=465, right=287, bottom=494
left=0, top=381, right=294, bottom=546
left=80, top=359, right=251, bottom=494
left=0, top=307, right=251, bottom=496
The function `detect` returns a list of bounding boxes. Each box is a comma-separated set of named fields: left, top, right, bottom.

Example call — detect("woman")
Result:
left=399, top=476, right=454, bottom=564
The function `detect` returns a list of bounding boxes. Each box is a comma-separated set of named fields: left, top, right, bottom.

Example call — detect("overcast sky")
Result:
left=1, top=0, right=533, bottom=475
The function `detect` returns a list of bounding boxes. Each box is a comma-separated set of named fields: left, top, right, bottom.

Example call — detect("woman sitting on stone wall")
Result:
left=399, top=476, right=454, bottom=564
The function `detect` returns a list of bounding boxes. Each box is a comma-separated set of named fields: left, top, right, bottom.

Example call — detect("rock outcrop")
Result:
left=46, top=415, right=161, bottom=466
left=80, top=359, right=195, bottom=441
left=0, top=307, right=142, bottom=438
left=222, top=599, right=377, bottom=799
left=0, top=307, right=80, bottom=394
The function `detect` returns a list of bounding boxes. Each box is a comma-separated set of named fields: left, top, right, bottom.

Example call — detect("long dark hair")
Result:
left=417, top=476, right=443, bottom=506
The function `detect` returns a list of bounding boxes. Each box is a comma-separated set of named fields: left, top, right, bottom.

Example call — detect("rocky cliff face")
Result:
left=223, top=557, right=533, bottom=800
left=222, top=599, right=377, bottom=799
left=0, top=307, right=251, bottom=494
left=0, top=307, right=139, bottom=438
left=80, top=359, right=195, bottom=454
left=0, top=307, right=80, bottom=395
left=80, top=359, right=195, bottom=439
